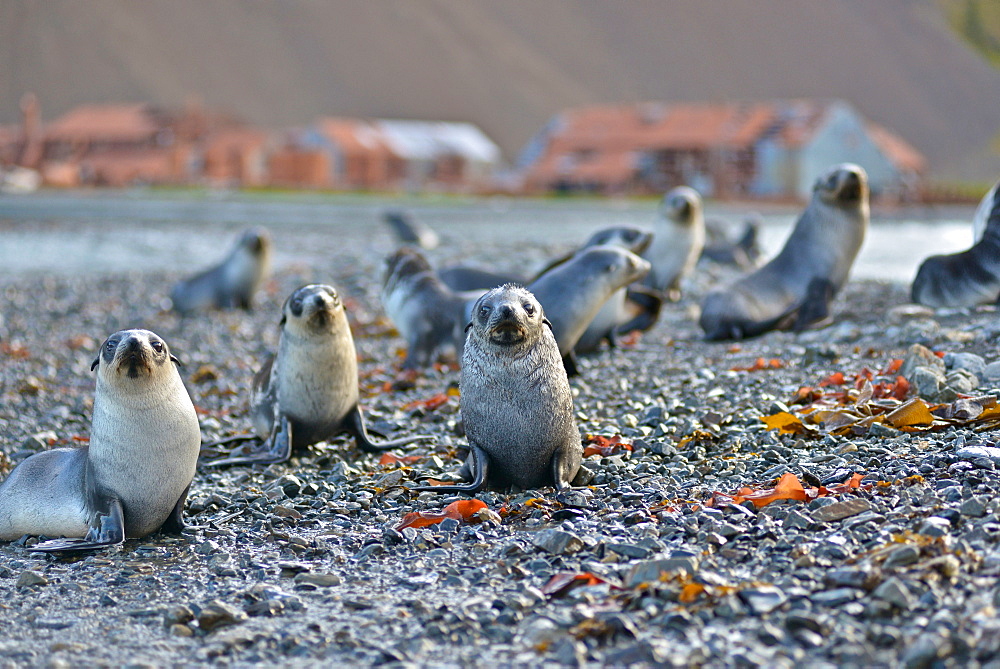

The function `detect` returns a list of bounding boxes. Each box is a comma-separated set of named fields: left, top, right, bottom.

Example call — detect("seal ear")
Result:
left=91, top=356, right=100, bottom=372
left=543, top=318, right=553, bottom=331
left=170, top=354, right=183, bottom=367
left=464, top=321, right=474, bottom=333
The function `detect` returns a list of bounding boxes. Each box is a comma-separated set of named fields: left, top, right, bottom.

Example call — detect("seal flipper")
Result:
left=551, top=450, right=573, bottom=490
left=617, top=287, right=663, bottom=335
left=793, top=278, right=835, bottom=331
left=158, top=484, right=191, bottom=534
left=204, top=414, right=293, bottom=466
left=562, top=352, right=580, bottom=377
left=345, top=405, right=432, bottom=454
left=412, top=445, right=489, bottom=494
left=31, top=498, right=126, bottom=554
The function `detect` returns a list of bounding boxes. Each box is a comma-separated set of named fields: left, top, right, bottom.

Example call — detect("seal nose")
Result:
left=498, top=304, right=515, bottom=320
left=122, top=336, right=142, bottom=354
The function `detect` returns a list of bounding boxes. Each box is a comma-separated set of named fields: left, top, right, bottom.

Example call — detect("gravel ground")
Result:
left=2, top=204, right=1000, bottom=668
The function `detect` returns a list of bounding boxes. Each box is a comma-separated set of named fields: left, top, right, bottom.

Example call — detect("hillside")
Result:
left=2, top=0, right=1000, bottom=180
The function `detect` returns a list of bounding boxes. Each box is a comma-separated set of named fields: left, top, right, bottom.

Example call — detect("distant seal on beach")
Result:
left=911, top=178, right=1000, bottom=308
left=383, top=209, right=439, bottom=250
left=170, top=227, right=272, bottom=314
left=641, top=186, right=706, bottom=299
left=701, top=214, right=762, bottom=270
left=0, top=329, right=200, bottom=552
left=415, top=285, right=581, bottom=493
left=699, top=163, right=869, bottom=340
left=437, top=265, right=526, bottom=292
left=381, top=247, right=469, bottom=369
left=529, top=246, right=651, bottom=374
left=207, top=284, right=430, bottom=465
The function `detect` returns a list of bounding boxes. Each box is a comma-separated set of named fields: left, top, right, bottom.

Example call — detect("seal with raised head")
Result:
left=641, top=186, right=706, bottom=299
left=416, top=285, right=581, bottom=493
left=207, top=284, right=430, bottom=466
left=0, top=329, right=200, bottom=552
left=699, top=163, right=869, bottom=340
left=911, top=178, right=1000, bottom=308
left=383, top=209, right=439, bottom=250
left=381, top=247, right=470, bottom=369
left=170, top=227, right=272, bottom=314
left=528, top=246, right=651, bottom=375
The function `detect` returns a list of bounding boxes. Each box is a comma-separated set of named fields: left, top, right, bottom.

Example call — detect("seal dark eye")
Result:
left=523, top=302, right=535, bottom=316
left=151, top=341, right=164, bottom=353
left=105, top=340, right=116, bottom=352
left=479, top=305, right=492, bottom=320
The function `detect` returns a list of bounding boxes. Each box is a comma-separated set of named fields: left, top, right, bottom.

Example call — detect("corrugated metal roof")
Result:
left=45, top=104, right=163, bottom=143
left=376, top=120, right=500, bottom=163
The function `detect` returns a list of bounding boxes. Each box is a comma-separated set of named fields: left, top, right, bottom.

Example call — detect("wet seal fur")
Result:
left=170, top=227, right=272, bottom=314
left=699, top=163, right=869, bottom=340
left=381, top=247, right=469, bottom=369
left=641, top=186, right=706, bottom=299
left=206, top=284, right=430, bottom=466
left=528, top=246, right=651, bottom=375
left=0, top=329, right=200, bottom=552
left=415, top=285, right=581, bottom=493
left=912, top=179, right=1000, bottom=308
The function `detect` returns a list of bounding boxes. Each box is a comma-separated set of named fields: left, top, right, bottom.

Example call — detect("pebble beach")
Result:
left=1, top=191, right=999, bottom=668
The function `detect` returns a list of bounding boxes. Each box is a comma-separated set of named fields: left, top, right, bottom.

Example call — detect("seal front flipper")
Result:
left=793, top=278, right=835, bottom=331
left=345, top=406, right=432, bottom=454
left=32, top=498, right=126, bottom=554
left=562, top=352, right=580, bottom=377
left=413, top=445, right=489, bottom=494
left=204, top=415, right=292, bottom=467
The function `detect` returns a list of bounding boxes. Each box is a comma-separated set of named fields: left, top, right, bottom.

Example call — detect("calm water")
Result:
left=0, top=190, right=977, bottom=284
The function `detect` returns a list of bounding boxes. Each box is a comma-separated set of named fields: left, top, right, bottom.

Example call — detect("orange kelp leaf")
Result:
left=378, top=453, right=424, bottom=466
left=821, top=473, right=866, bottom=495
left=583, top=434, right=634, bottom=458
left=395, top=499, right=488, bottom=530
left=790, top=386, right=823, bottom=405
left=542, top=572, right=609, bottom=597
left=740, top=472, right=809, bottom=508
left=731, top=358, right=783, bottom=372
left=402, top=393, right=451, bottom=411
left=882, top=359, right=903, bottom=375
left=884, top=398, right=935, bottom=428
left=819, top=372, right=846, bottom=387
left=761, top=411, right=807, bottom=434
left=679, top=582, right=706, bottom=603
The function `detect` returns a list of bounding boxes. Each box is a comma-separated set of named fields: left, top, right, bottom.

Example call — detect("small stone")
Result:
left=531, top=529, right=583, bottom=555
left=883, top=544, right=921, bottom=569
left=825, top=566, right=878, bottom=590
left=738, top=585, right=786, bottom=615
left=982, top=361, right=1000, bottom=383
left=812, top=498, right=871, bottom=523
left=946, top=369, right=979, bottom=394
left=783, top=510, right=812, bottom=530
left=606, top=543, right=652, bottom=560
left=872, top=577, right=915, bottom=610
left=164, top=606, right=195, bottom=627
left=887, top=304, right=934, bottom=323
left=197, top=600, right=247, bottom=632
left=812, top=588, right=858, bottom=606
left=555, top=489, right=592, bottom=509
left=571, top=465, right=596, bottom=486
left=954, top=445, right=1000, bottom=465
left=194, top=540, right=219, bottom=555
left=918, top=516, right=951, bottom=537
left=16, top=571, right=48, bottom=588
left=169, top=624, right=194, bottom=637
left=900, top=344, right=945, bottom=380
left=34, top=619, right=74, bottom=630
left=294, top=572, right=341, bottom=587
left=626, top=554, right=699, bottom=586
left=273, top=505, right=302, bottom=520
left=911, top=366, right=945, bottom=400
left=960, top=496, right=988, bottom=518
left=902, top=634, right=944, bottom=669
left=944, top=352, right=986, bottom=379
left=275, top=474, right=303, bottom=498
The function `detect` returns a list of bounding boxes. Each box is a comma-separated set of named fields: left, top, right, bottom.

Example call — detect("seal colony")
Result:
left=0, top=329, right=200, bottom=552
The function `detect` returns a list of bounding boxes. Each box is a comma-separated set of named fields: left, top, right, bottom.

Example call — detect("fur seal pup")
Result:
left=381, top=247, right=469, bottom=369
left=207, top=284, right=430, bottom=466
left=383, top=209, right=439, bottom=250
left=415, top=285, right=581, bottom=493
left=571, top=227, right=662, bottom=353
left=641, top=186, right=706, bottom=299
left=0, top=330, right=200, bottom=552
left=170, top=227, right=272, bottom=314
left=528, top=246, right=651, bottom=375
left=911, top=178, right=1000, bottom=308
left=699, top=163, right=869, bottom=340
